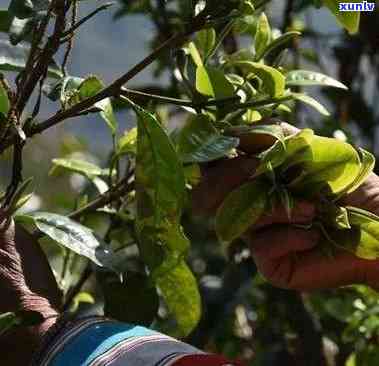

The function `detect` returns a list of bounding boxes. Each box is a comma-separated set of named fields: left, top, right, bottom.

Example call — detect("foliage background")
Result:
left=1, top=0, right=379, bottom=365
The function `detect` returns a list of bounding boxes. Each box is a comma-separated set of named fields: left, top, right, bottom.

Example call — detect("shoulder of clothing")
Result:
left=31, top=316, right=244, bottom=366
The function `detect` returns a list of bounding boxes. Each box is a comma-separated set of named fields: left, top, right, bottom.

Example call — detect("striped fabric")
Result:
left=35, top=317, right=241, bottom=366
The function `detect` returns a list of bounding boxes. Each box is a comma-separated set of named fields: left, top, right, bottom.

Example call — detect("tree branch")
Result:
left=29, top=17, right=207, bottom=135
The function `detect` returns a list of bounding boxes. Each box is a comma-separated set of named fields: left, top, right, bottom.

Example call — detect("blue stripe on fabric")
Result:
left=49, top=321, right=159, bottom=366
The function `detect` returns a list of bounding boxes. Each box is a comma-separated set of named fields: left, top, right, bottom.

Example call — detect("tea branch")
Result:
left=119, top=89, right=240, bottom=108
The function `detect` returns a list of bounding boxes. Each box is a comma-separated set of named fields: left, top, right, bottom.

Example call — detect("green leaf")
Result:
left=320, top=202, right=351, bottom=229
left=286, top=70, right=348, bottom=89
left=156, top=260, right=201, bottom=337
left=333, top=207, right=379, bottom=259
left=195, top=28, right=216, bottom=61
left=6, top=177, right=33, bottom=216
left=16, top=212, right=118, bottom=270
left=216, top=179, right=267, bottom=244
left=343, top=148, right=375, bottom=195
left=117, top=127, right=137, bottom=155
left=188, top=41, right=203, bottom=67
left=235, top=61, right=285, bottom=97
left=102, top=271, right=159, bottom=327
left=0, top=9, right=13, bottom=33
left=261, top=31, right=301, bottom=61
left=291, top=92, right=330, bottom=116
left=0, top=39, right=62, bottom=78
left=0, top=82, right=10, bottom=116
left=177, top=114, right=239, bottom=163
left=196, top=65, right=235, bottom=98
left=79, top=76, right=117, bottom=134
left=0, top=312, right=19, bottom=335
left=184, top=164, right=201, bottom=186
left=322, top=0, right=360, bottom=34
left=0, top=310, right=43, bottom=336
left=51, top=158, right=107, bottom=179
left=62, top=76, right=117, bottom=134
left=256, top=129, right=313, bottom=175
left=286, top=132, right=361, bottom=196
left=133, top=102, right=200, bottom=337
left=254, top=12, right=271, bottom=60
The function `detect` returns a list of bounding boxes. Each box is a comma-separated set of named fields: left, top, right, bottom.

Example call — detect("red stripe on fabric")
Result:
left=172, top=354, right=244, bottom=366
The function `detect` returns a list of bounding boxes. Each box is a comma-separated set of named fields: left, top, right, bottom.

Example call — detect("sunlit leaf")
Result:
left=286, top=69, right=348, bottom=89
left=332, top=207, right=379, bottom=259
left=322, top=0, right=360, bottom=34
left=254, top=12, right=271, bottom=60
left=285, top=132, right=361, bottom=196
left=117, top=127, right=137, bottom=155
left=196, top=65, right=235, bottom=98
left=291, top=92, right=330, bottom=116
left=188, top=41, right=203, bottom=67
left=51, top=158, right=107, bottom=179
left=343, top=148, right=375, bottom=195
left=235, top=61, right=285, bottom=97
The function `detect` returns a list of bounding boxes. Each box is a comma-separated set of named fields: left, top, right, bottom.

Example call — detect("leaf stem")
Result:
left=234, top=95, right=293, bottom=110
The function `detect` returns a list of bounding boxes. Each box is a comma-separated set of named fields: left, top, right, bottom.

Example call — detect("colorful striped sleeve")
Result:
left=32, top=316, right=243, bottom=366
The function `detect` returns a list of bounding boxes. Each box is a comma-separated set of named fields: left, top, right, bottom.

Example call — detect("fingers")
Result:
left=192, top=156, right=259, bottom=216
left=248, top=226, right=319, bottom=260
left=248, top=226, right=319, bottom=289
left=248, top=225, right=370, bottom=291
left=340, top=173, right=379, bottom=215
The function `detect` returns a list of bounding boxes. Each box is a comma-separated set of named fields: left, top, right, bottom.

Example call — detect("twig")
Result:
left=68, top=175, right=134, bottom=220
left=0, top=14, right=207, bottom=155
left=234, top=95, right=294, bottom=110
left=16, top=0, right=67, bottom=114
left=61, top=0, right=78, bottom=74
left=4, top=138, right=25, bottom=206
left=29, top=15, right=207, bottom=134
left=119, top=89, right=240, bottom=108
left=61, top=2, right=114, bottom=38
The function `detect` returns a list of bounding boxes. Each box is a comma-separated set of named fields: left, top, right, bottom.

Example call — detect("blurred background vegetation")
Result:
left=1, top=0, right=379, bottom=365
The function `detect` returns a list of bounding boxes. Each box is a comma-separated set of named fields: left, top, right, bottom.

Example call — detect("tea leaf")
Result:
left=286, top=70, right=348, bottom=89
left=177, top=114, right=239, bottom=163
left=216, top=179, right=267, bottom=244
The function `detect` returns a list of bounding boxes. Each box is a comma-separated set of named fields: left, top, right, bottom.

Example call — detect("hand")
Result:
left=192, top=156, right=379, bottom=292
left=0, top=212, right=62, bottom=364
